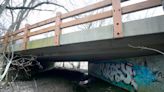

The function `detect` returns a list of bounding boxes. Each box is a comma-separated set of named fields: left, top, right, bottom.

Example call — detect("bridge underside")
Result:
left=12, top=15, right=164, bottom=61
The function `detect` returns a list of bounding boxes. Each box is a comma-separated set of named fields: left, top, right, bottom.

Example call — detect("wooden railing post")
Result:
left=162, top=0, right=164, bottom=10
left=112, top=0, right=123, bottom=38
left=23, top=24, right=30, bottom=50
left=55, top=12, right=62, bottom=46
left=3, top=32, right=9, bottom=51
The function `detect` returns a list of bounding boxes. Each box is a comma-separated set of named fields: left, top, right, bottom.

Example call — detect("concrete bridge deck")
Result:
left=15, top=15, right=164, bottom=61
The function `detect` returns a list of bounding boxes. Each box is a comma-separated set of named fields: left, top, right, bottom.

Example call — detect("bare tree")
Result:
left=0, top=0, right=68, bottom=82
left=0, top=0, right=68, bottom=33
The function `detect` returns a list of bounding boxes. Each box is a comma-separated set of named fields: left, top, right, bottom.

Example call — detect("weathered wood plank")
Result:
left=122, top=0, right=161, bottom=14
left=29, top=26, right=55, bottom=36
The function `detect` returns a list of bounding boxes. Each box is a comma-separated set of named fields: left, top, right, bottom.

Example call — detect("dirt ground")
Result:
left=0, top=69, right=128, bottom=92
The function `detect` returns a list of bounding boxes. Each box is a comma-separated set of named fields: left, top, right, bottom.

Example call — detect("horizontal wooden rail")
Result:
left=29, top=26, right=55, bottom=36
left=8, top=28, right=25, bottom=36
left=122, top=0, right=161, bottom=14
left=14, top=35, right=24, bottom=41
left=61, top=11, right=112, bottom=28
left=61, top=0, right=112, bottom=19
left=61, top=0, right=128, bottom=19
left=28, top=0, right=113, bottom=29
left=27, top=0, right=127, bottom=29
left=0, top=35, right=23, bottom=44
left=20, top=0, right=128, bottom=30
left=29, top=17, right=56, bottom=29
left=0, top=0, right=161, bottom=50
left=61, top=0, right=161, bottom=29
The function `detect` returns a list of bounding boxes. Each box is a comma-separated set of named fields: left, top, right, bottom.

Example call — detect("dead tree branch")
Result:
left=0, top=1, right=69, bottom=12
left=128, top=44, right=164, bottom=55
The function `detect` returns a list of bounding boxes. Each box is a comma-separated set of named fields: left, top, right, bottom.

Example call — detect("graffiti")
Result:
left=89, top=55, right=164, bottom=92
left=89, top=61, right=159, bottom=92
left=100, top=63, right=138, bottom=90
left=154, top=71, right=164, bottom=82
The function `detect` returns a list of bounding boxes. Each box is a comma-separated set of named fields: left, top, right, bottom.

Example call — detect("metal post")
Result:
left=55, top=12, right=62, bottom=46
left=112, top=0, right=123, bottom=38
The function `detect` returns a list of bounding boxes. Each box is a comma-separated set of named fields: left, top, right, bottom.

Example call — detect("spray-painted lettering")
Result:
left=100, top=63, right=138, bottom=90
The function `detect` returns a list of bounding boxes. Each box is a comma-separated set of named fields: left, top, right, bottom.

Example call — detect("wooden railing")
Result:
left=0, top=0, right=162, bottom=50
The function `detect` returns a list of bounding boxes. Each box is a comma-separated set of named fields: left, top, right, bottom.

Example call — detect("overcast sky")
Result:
left=24, top=0, right=164, bottom=25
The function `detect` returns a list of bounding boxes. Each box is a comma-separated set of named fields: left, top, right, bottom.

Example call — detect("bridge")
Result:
left=0, top=0, right=164, bottom=92
left=0, top=0, right=163, bottom=61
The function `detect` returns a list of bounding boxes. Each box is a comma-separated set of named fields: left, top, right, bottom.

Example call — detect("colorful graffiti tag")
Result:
left=89, top=56, right=164, bottom=92
left=100, top=62, right=138, bottom=91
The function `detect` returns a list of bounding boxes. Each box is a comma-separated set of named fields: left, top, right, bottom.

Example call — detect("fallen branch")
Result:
left=10, top=55, right=43, bottom=78
left=128, top=44, right=164, bottom=55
